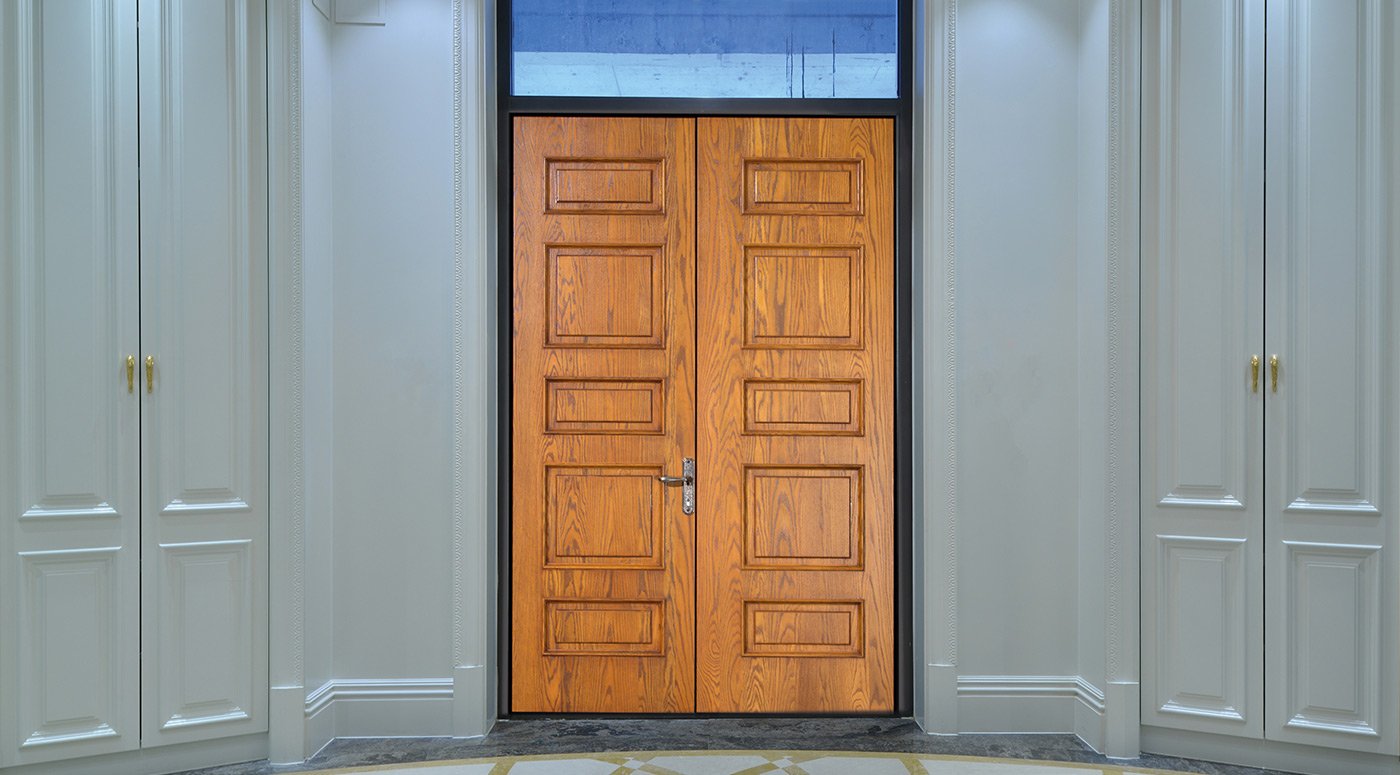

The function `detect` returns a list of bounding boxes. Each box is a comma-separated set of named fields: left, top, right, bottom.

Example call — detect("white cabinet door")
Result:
left=0, top=1, right=142, bottom=767
left=137, top=0, right=269, bottom=749
left=1263, top=0, right=1400, bottom=755
left=1141, top=0, right=1265, bottom=740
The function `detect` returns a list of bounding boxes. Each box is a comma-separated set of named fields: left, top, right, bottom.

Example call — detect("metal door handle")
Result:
left=1270, top=354, right=1279, bottom=393
left=657, top=457, right=695, bottom=515
left=145, top=355, right=155, bottom=393
left=1250, top=354, right=1260, bottom=393
left=127, top=355, right=136, bottom=393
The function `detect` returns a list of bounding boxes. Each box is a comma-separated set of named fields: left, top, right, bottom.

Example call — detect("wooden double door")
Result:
left=512, top=116, right=894, bottom=713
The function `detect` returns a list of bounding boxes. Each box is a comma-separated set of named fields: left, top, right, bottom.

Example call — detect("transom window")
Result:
left=509, top=0, right=900, bottom=99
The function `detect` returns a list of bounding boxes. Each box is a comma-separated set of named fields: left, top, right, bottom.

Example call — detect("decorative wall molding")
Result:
left=938, top=0, right=959, bottom=674
left=451, top=0, right=497, bottom=739
left=303, top=679, right=456, bottom=741
left=956, top=675, right=1107, bottom=743
left=957, top=676, right=1106, bottom=715
left=451, top=0, right=465, bottom=687
left=267, top=0, right=307, bottom=764
left=304, top=679, right=455, bottom=718
left=913, top=0, right=959, bottom=736
left=1102, top=0, right=1141, bottom=759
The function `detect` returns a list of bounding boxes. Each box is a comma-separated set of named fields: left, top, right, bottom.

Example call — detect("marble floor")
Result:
left=175, top=719, right=1297, bottom=775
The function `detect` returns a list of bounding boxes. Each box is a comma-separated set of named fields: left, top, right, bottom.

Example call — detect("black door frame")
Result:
left=497, top=0, right=915, bottom=716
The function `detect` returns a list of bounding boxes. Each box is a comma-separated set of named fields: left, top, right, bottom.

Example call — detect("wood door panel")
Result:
left=697, top=117, right=895, bottom=713
left=512, top=116, right=695, bottom=713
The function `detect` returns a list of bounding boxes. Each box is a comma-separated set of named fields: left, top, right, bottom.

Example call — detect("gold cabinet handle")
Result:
left=1250, top=355, right=1260, bottom=393
left=126, top=355, right=136, bottom=393
left=145, top=355, right=155, bottom=393
left=1269, top=354, right=1279, bottom=393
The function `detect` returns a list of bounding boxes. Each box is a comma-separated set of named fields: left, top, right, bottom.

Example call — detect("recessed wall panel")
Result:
left=1281, top=542, right=1381, bottom=738
left=18, top=549, right=123, bottom=748
left=1155, top=536, right=1248, bottom=721
left=155, top=541, right=253, bottom=731
left=1276, top=0, right=1381, bottom=516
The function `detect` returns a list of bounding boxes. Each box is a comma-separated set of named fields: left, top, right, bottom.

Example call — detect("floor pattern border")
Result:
left=304, top=749, right=1199, bottom=775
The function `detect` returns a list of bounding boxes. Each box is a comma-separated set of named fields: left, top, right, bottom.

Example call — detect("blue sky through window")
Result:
left=511, top=0, right=899, bottom=98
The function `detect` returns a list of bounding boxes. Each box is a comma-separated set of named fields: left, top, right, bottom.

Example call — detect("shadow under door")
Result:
left=511, top=116, right=895, bottom=713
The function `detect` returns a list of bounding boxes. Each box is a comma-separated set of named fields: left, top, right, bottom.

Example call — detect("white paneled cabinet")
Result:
left=1, top=0, right=268, bottom=768
left=1143, top=0, right=1400, bottom=757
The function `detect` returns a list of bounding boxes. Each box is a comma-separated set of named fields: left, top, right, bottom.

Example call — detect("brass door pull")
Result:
left=145, top=355, right=155, bottom=393
left=1250, top=355, right=1260, bottom=393
left=126, top=355, right=136, bottom=393
left=1269, top=354, right=1279, bottom=393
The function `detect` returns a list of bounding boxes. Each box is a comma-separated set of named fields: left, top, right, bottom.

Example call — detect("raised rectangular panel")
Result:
left=15, top=0, right=139, bottom=523
left=546, top=379, right=663, bottom=435
left=1280, top=542, right=1381, bottom=738
left=544, top=600, right=664, bottom=656
left=1141, top=0, right=1264, bottom=740
left=17, top=549, right=124, bottom=749
left=546, top=245, right=665, bottom=348
left=1154, top=536, right=1248, bottom=722
left=155, top=541, right=254, bottom=731
left=142, top=0, right=261, bottom=517
left=742, top=159, right=863, bottom=215
left=742, top=601, right=864, bottom=657
left=546, top=158, right=665, bottom=214
left=744, top=466, right=862, bottom=569
left=1264, top=0, right=1399, bottom=754
left=545, top=466, right=663, bottom=568
left=1274, top=0, right=1382, bottom=516
left=743, top=380, right=863, bottom=436
left=1150, top=0, right=1256, bottom=511
left=138, top=0, right=268, bottom=748
left=744, top=246, right=864, bottom=349
left=2, top=0, right=141, bottom=766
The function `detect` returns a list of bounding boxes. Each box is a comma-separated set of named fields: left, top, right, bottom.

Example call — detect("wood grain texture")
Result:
left=513, top=117, right=695, bottom=712
left=697, top=118, right=895, bottom=712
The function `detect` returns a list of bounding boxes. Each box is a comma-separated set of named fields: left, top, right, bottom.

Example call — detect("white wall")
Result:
left=955, top=0, right=1083, bottom=688
left=919, top=0, right=1135, bottom=749
left=303, top=0, right=335, bottom=705
left=299, top=0, right=1135, bottom=750
left=299, top=0, right=461, bottom=740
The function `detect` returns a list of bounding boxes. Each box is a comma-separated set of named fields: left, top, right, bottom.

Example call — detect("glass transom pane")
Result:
left=511, top=0, right=899, bottom=99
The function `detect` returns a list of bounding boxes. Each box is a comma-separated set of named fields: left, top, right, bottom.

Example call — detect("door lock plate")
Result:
left=658, top=457, right=696, bottom=515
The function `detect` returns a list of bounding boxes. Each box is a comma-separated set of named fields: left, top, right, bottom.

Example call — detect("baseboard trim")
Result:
left=958, top=675, right=1105, bottom=711
left=1142, top=725, right=1400, bottom=775
left=0, top=733, right=267, bottom=775
left=304, top=679, right=455, bottom=740
left=956, top=675, right=1105, bottom=740
left=305, top=678, right=454, bottom=715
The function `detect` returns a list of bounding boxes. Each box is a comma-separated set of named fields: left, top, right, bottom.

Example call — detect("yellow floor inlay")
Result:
left=310, top=750, right=1199, bottom=775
